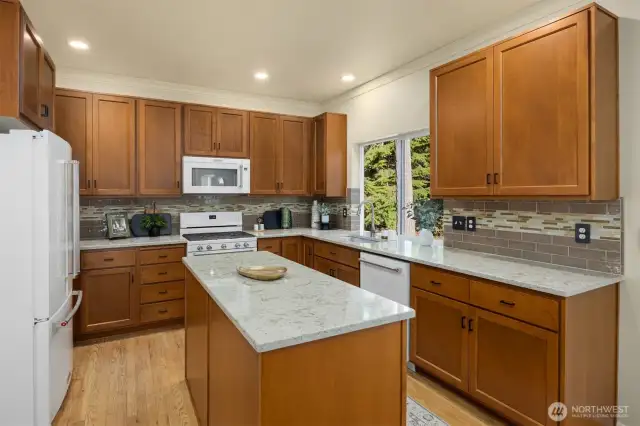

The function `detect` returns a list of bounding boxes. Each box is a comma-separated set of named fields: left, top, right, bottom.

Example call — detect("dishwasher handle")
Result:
left=359, top=258, right=401, bottom=273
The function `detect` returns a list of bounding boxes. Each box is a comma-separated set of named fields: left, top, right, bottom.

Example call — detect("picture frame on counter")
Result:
left=106, top=212, right=131, bottom=239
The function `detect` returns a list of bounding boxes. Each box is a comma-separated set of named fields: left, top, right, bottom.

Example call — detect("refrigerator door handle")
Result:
left=71, top=160, right=80, bottom=277
left=58, top=290, right=82, bottom=328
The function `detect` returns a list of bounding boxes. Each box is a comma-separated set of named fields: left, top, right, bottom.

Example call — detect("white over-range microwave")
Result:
left=182, top=156, right=250, bottom=194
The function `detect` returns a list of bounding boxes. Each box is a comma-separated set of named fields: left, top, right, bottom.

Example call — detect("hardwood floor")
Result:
left=54, top=329, right=505, bottom=426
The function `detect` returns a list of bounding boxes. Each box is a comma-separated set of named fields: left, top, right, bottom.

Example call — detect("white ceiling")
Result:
left=22, top=0, right=541, bottom=102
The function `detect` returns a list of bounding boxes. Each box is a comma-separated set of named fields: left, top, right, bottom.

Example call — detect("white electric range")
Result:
left=180, top=212, right=257, bottom=256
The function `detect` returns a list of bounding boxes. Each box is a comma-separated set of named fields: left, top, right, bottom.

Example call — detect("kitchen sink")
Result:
left=341, top=233, right=382, bottom=243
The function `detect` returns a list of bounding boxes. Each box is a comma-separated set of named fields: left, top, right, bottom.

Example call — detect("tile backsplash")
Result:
left=443, top=199, right=622, bottom=274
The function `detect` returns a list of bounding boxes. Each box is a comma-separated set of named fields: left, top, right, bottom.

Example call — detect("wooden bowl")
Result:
left=237, top=266, right=287, bottom=281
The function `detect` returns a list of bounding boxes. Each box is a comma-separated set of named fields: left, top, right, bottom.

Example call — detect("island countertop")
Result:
left=182, top=251, right=415, bottom=353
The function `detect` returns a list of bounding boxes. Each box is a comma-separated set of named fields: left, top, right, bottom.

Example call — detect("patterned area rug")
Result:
left=407, top=397, right=449, bottom=426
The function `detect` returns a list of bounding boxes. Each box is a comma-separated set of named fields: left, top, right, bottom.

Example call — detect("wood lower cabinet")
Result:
left=302, top=238, right=314, bottom=268
left=468, top=308, right=558, bottom=426
left=257, top=238, right=282, bottom=256
left=430, top=5, right=618, bottom=200
left=0, top=2, right=55, bottom=130
left=410, top=288, right=469, bottom=391
left=185, top=271, right=209, bottom=426
left=313, top=240, right=360, bottom=287
left=137, top=99, right=182, bottom=195
left=313, top=113, right=347, bottom=197
left=411, top=273, right=618, bottom=426
left=76, top=245, right=185, bottom=341
left=92, top=94, right=136, bottom=196
left=80, top=266, right=138, bottom=334
left=281, top=237, right=301, bottom=263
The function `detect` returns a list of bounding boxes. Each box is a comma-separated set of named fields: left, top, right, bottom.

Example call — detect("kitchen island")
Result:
left=183, top=251, right=414, bottom=426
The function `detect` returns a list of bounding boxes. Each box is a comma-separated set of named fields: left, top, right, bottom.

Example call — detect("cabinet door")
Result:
left=313, top=255, right=336, bottom=277
left=336, top=264, right=360, bottom=287
left=280, top=116, right=307, bottom=195
left=55, top=90, right=93, bottom=195
left=257, top=238, right=282, bottom=255
left=302, top=238, right=314, bottom=268
left=281, top=237, right=301, bottom=264
left=468, top=308, right=558, bottom=426
left=92, top=95, right=136, bottom=195
left=185, top=272, right=209, bottom=426
left=410, top=287, right=469, bottom=392
left=19, top=13, right=41, bottom=127
left=137, top=99, right=182, bottom=195
left=493, top=11, right=589, bottom=196
left=80, top=267, right=138, bottom=333
left=38, top=52, right=55, bottom=130
left=184, top=104, right=217, bottom=156
left=217, top=108, right=249, bottom=158
left=313, top=115, right=326, bottom=194
left=250, top=112, right=279, bottom=194
left=430, top=49, right=493, bottom=196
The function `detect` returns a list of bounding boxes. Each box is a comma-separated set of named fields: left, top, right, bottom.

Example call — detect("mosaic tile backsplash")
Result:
left=443, top=199, right=622, bottom=274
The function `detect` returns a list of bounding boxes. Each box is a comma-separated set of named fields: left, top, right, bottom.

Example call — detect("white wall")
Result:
left=57, top=68, right=323, bottom=117
left=325, top=0, right=640, bottom=423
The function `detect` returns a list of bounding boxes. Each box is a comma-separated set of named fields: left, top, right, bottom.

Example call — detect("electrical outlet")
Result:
left=342, top=208, right=348, bottom=218
left=466, top=217, right=477, bottom=232
left=452, top=216, right=466, bottom=231
left=575, top=223, right=591, bottom=243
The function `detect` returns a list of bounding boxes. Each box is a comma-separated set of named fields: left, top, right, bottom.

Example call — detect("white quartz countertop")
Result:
left=183, top=252, right=415, bottom=353
left=80, top=235, right=186, bottom=250
left=248, top=229, right=622, bottom=297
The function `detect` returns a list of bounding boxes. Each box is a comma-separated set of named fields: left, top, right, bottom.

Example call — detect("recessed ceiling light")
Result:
left=341, top=74, right=355, bottom=82
left=68, top=40, right=89, bottom=50
left=254, top=71, right=269, bottom=81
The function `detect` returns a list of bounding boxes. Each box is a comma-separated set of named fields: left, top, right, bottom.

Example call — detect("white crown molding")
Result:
left=323, top=0, right=590, bottom=110
left=56, top=68, right=323, bottom=117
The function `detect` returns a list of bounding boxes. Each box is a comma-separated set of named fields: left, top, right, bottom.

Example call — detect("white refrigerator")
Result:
left=0, top=130, right=81, bottom=425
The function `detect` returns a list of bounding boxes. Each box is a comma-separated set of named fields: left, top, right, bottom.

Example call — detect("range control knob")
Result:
left=235, top=243, right=241, bottom=248
left=197, top=245, right=203, bottom=251
left=221, top=244, right=227, bottom=249
left=244, top=242, right=250, bottom=248
left=206, top=245, right=212, bottom=250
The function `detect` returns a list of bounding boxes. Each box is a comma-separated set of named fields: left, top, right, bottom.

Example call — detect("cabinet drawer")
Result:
left=140, top=300, right=185, bottom=323
left=470, top=280, right=559, bottom=331
left=336, top=264, right=360, bottom=287
left=139, top=246, right=185, bottom=265
left=81, top=249, right=136, bottom=270
left=140, top=263, right=185, bottom=284
left=258, top=238, right=282, bottom=255
left=140, top=281, right=184, bottom=304
left=314, top=241, right=359, bottom=269
left=411, top=264, right=470, bottom=303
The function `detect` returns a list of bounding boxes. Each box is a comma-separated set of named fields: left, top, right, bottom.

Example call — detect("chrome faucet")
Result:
left=358, top=200, right=376, bottom=237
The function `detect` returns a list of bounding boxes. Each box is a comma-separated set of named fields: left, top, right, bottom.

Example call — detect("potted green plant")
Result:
left=318, top=203, right=331, bottom=229
left=140, top=213, right=167, bottom=237
left=404, top=198, right=443, bottom=245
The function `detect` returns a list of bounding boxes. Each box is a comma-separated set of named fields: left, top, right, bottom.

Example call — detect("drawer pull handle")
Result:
left=468, top=318, right=474, bottom=332
left=103, top=258, right=114, bottom=262
left=158, top=290, right=168, bottom=295
left=461, top=315, right=466, bottom=329
left=264, top=246, right=272, bottom=249
left=158, top=309, right=168, bottom=314
left=158, top=255, right=168, bottom=259
left=430, top=280, right=441, bottom=286
left=158, top=272, right=168, bottom=276
left=329, top=251, right=337, bottom=255
left=500, top=300, right=516, bottom=307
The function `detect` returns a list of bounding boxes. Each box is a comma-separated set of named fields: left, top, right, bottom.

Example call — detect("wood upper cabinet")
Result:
left=55, top=90, right=93, bottom=195
left=468, top=308, right=558, bottom=426
left=430, top=6, right=618, bottom=200
left=279, top=116, right=308, bottom=195
left=92, top=95, right=136, bottom=196
left=281, top=237, right=301, bottom=263
left=250, top=112, right=279, bottom=194
left=217, top=108, right=249, bottom=158
left=137, top=99, right=182, bottom=195
left=80, top=267, right=138, bottom=333
left=410, top=287, right=469, bottom=392
left=430, top=49, right=493, bottom=197
left=184, top=106, right=248, bottom=158
left=493, top=11, right=589, bottom=197
left=0, top=2, right=55, bottom=130
left=313, top=113, right=347, bottom=197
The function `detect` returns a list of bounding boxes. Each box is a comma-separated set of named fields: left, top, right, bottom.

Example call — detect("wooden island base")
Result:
left=185, top=270, right=408, bottom=426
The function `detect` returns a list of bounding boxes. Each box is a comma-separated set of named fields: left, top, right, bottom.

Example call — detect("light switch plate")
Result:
left=452, top=216, right=466, bottom=231
left=342, top=208, right=348, bottom=218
